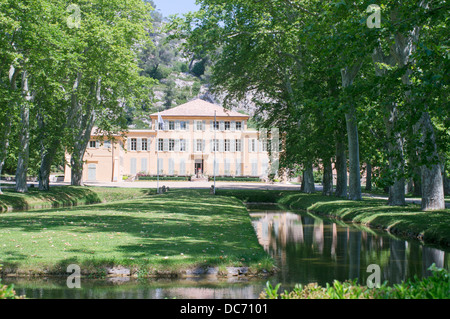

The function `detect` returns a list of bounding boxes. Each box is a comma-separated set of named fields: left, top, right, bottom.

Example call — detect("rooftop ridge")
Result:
left=150, top=99, right=249, bottom=118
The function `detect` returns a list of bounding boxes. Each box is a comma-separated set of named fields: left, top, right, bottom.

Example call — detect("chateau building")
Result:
left=64, top=99, right=273, bottom=183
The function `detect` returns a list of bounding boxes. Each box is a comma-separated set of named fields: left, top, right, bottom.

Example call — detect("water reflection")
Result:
left=5, top=277, right=267, bottom=299
left=250, top=211, right=450, bottom=288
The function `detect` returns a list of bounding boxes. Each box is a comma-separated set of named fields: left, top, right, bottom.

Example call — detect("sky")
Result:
left=152, top=0, right=200, bottom=17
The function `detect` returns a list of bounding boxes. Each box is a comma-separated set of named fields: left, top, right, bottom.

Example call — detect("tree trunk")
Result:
left=415, top=112, right=445, bottom=211
left=67, top=75, right=98, bottom=186
left=302, top=163, right=315, bottom=194
left=444, top=166, right=450, bottom=196
left=335, top=129, right=347, bottom=198
left=341, top=63, right=363, bottom=201
left=345, top=108, right=362, bottom=200
left=0, top=118, right=11, bottom=195
left=15, top=72, right=32, bottom=193
left=413, top=169, right=422, bottom=197
left=365, top=162, right=372, bottom=192
left=71, top=145, right=86, bottom=186
left=322, top=158, right=333, bottom=196
left=384, top=105, right=406, bottom=206
left=38, top=141, right=60, bottom=191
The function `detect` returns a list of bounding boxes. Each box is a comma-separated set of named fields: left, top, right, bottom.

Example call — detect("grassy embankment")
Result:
left=0, top=187, right=154, bottom=212
left=0, top=189, right=273, bottom=277
left=217, top=189, right=450, bottom=247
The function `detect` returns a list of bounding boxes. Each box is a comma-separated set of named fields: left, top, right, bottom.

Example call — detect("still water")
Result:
left=4, top=206, right=450, bottom=299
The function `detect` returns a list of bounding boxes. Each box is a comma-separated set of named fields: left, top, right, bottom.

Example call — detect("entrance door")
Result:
left=195, top=160, right=203, bottom=176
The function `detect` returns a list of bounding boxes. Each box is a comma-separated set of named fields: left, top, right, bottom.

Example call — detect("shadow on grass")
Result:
left=0, top=187, right=102, bottom=213
left=0, top=191, right=267, bottom=274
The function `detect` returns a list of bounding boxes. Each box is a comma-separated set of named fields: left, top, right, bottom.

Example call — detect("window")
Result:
left=180, top=121, right=187, bottom=130
left=89, top=141, right=96, bottom=148
left=212, top=139, right=219, bottom=152
left=169, top=139, right=175, bottom=151
left=142, top=139, right=148, bottom=151
left=261, top=140, right=267, bottom=152
left=180, top=139, right=186, bottom=152
left=131, top=138, right=137, bottom=151
left=251, top=139, right=256, bottom=152
left=224, top=139, right=230, bottom=152
left=236, top=121, right=242, bottom=131
left=235, top=139, right=242, bottom=152
left=158, top=122, right=164, bottom=131
left=169, top=121, right=175, bottom=130
left=213, top=121, right=219, bottom=130
left=224, top=121, right=231, bottom=131
left=196, top=139, right=203, bottom=152
left=158, top=139, right=163, bottom=152
left=196, top=121, right=203, bottom=131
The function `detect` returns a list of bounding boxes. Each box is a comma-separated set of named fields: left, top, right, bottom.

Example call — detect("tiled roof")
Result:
left=150, top=99, right=249, bottom=118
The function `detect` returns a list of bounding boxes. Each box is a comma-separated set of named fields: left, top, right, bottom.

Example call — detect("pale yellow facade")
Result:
left=64, top=99, right=272, bottom=183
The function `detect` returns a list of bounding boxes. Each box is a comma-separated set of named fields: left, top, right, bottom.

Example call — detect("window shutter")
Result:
left=175, top=139, right=180, bottom=152
left=193, top=139, right=197, bottom=152
left=248, top=138, right=252, bottom=153
left=163, top=139, right=169, bottom=152
left=235, top=158, right=242, bottom=176
left=186, top=121, right=190, bottom=131
left=179, top=159, right=186, bottom=176
left=219, top=139, right=224, bottom=152
left=193, top=120, right=197, bottom=131
left=202, top=120, right=206, bottom=131
left=231, top=139, right=236, bottom=153
left=147, top=138, right=152, bottom=151
left=231, top=121, right=236, bottom=132
left=130, top=158, right=137, bottom=175
left=137, top=138, right=142, bottom=151
left=175, top=121, right=180, bottom=131
left=127, top=138, right=131, bottom=152
left=95, top=141, right=100, bottom=148
left=169, top=158, right=174, bottom=175
left=210, top=121, right=213, bottom=131
left=202, top=140, right=206, bottom=152
left=141, top=158, right=148, bottom=173
left=157, top=158, right=163, bottom=174
left=164, top=121, right=169, bottom=131
left=220, top=121, right=225, bottom=131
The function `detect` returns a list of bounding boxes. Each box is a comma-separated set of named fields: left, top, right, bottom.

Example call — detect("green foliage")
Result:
left=208, top=176, right=261, bottom=182
left=262, top=265, right=449, bottom=299
left=0, top=265, right=24, bottom=299
left=137, top=175, right=190, bottom=181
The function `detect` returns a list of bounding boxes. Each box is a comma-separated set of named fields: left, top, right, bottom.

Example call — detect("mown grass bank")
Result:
left=0, top=189, right=273, bottom=277
left=217, top=189, right=450, bottom=247
left=0, top=187, right=154, bottom=213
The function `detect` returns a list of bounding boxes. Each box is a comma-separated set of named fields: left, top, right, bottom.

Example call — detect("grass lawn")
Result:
left=0, top=189, right=272, bottom=277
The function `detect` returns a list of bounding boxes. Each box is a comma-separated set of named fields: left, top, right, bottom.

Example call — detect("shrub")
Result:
left=261, top=264, right=449, bottom=299
left=0, top=265, right=25, bottom=299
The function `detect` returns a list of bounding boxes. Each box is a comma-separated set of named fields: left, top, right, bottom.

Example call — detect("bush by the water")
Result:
left=0, top=265, right=25, bottom=299
left=261, top=264, right=449, bottom=299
